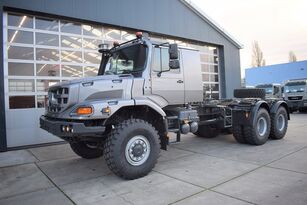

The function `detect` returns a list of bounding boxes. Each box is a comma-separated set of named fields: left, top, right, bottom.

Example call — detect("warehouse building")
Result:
left=0, top=0, right=242, bottom=151
left=245, top=60, right=307, bottom=86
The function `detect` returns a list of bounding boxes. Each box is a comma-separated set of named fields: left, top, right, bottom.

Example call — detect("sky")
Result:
left=190, top=0, right=307, bottom=77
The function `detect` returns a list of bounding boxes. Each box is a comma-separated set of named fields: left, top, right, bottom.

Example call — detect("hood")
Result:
left=51, top=75, right=120, bottom=88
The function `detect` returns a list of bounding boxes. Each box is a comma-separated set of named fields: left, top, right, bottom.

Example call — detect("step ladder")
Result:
left=166, top=116, right=181, bottom=143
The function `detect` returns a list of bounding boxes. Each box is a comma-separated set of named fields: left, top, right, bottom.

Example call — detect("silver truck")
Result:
left=284, top=79, right=307, bottom=112
left=255, top=83, right=283, bottom=99
left=40, top=32, right=290, bottom=179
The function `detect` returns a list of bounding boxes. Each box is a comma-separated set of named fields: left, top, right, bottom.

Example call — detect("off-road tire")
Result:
left=270, top=107, right=288, bottom=139
left=243, top=108, right=271, bottom=145
left=195, top=125, right=219, bottom=138
left=70, top=141, right=103, bottom=159
left=234, top=88, right=266, bottom=99
left=232, top=125, right=247, bottom=144
left=103, top=119, right=160, bottom=180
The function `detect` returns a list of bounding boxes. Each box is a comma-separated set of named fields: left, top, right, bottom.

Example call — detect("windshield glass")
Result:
left=285, top=85, right=305, bottom=93
left=104, top=44, right=147, bottom=76
left=285, top=81, right=306, bottom=93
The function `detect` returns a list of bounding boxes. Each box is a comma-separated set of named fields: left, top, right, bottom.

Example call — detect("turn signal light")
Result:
left=76, top=107, right=93, bottom=115
left=102, top=106, right=111, bottom=114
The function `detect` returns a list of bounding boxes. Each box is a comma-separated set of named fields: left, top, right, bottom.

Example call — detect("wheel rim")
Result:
left=257, top=117, right=267, bottom=137
left=125, top=135, right=150, bottom=166
left=277, top=114, right=285, bottom=131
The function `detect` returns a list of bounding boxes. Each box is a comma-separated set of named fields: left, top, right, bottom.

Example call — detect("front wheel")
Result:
left=103, top=119, right=160, bottom=179
left=270, top=107, right=288, bottom=139
left=70, top=141, right=104, bottom=159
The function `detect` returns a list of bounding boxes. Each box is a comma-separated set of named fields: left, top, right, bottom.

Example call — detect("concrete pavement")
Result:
left=0, top=113, right=307, bottom=205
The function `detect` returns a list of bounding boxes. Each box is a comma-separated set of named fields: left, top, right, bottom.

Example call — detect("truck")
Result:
left=40, top=32, right=290, bottom=179
left=284, top=79, right=307, bottom=112
left=255, top=83, right=283, bottom=99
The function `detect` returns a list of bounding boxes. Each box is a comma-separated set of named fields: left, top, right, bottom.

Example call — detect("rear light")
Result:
left=76, top=107, right=93, bottom=115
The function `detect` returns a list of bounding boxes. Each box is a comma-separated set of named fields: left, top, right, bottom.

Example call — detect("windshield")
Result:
left=104, top=44, right=147, bottom=76
left=285, top=81, right=306, bottom=93
left=285, top=85, right=305, bottom=93
left=264, top=87, right=273, bottom=94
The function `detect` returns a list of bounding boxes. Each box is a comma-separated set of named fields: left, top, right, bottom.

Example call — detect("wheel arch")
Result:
left=251, top=101, right=270, bottom=124
left=103, top=104, right=168, bottom=150
left=270, top=101, right=290, bottom=120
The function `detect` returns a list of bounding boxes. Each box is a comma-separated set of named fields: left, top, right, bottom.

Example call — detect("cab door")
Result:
left=151, top=47, right=184, bottom=104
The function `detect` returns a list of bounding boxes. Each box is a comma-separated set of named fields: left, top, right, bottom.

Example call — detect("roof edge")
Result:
left=180, top=0, right=243, bottom=49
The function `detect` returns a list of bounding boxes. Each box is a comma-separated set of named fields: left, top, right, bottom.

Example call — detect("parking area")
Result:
left=0, top=113, right=307, bottom=205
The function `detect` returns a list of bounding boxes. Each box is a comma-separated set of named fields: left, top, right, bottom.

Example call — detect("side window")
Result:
left=161, top=48, right=169, bottom=72
left=152, top=47, right=161, bottom=72
left=152, top=47, right=180, bottom=73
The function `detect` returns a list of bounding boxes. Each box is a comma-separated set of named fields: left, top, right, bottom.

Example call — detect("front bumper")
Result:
left=286, top=100, right=306, bottom=110
left=40, top=116, right=106, bottom=138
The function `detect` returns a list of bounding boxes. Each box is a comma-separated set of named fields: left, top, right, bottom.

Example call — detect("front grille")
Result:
left=48, top=87, right=69, bottom=113
left=288, top=96, right=303, bottom=101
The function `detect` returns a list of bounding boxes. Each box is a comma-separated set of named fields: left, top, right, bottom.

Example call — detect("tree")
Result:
left=251, top=41, right=266, bottom=67
left=289, top=51, right=297, bottom=62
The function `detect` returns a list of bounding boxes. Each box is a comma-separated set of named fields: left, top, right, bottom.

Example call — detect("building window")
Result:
left=9, top=96, right=35, bottom=109
left=199, top=46, right=219, bottom=99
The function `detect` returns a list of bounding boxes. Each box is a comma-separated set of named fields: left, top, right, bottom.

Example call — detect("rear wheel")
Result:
left=270, top=107, right=288, bottom=139
left=195, top=125, right=219, bottom=138
left=103, top=119, right=160, bottom=179
left=70, top=141, right=103, bottom=159
left=244, top=108, right=271, bottom=145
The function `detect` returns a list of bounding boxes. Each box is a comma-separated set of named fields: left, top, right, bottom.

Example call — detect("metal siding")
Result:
left=224, top=44, right=241, bottom=98
left=0, top=3, right=7, bottom=151
left=0, top=0, right=241, bottom=97
left=245, top=61, right=307, bottom=86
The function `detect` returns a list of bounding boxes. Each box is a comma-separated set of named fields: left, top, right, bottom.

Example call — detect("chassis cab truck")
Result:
left=284, top=79, right=307, bottom=112
left=40, top=32, right=290, bottom=179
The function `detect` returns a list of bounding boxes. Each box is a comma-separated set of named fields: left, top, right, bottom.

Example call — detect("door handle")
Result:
left=177, top=80, right=183, bottom=84
left=112, top=79, right=122, bottom=83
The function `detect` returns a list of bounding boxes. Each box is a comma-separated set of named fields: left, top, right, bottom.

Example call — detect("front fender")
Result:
left=134, top=97, right=166, bottom=117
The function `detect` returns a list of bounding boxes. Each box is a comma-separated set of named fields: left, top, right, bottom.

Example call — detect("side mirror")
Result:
left=169, top=59, right=180, bottom=69
left=169, top=44, right=178, bottom=59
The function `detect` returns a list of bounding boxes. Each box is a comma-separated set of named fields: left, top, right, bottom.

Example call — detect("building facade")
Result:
left=245, top=60, right=307, bottom=86
left=0, top=0, right=242, bottom=151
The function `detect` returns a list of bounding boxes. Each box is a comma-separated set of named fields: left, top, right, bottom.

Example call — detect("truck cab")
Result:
left=284, top=79, right=307, bottom=112
left=255, top=83, right=283, bottom=99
